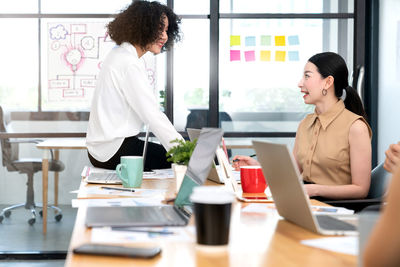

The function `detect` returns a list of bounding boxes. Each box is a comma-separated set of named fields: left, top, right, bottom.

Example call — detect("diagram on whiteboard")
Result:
left=47, top=22, right=115, bottom=103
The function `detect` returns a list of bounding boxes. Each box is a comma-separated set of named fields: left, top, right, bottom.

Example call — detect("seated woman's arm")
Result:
left=363, top=167, right=400, bottom=267
left=232, top=155, right=259, bottom=170
left=304, top=119, right=372, bottom=199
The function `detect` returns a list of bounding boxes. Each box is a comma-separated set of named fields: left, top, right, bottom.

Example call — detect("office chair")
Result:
left=324, top=162, right=392, bottom=212
left=0, top=106, right=65, bottom=225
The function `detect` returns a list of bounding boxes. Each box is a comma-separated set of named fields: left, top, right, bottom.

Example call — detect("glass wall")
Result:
left=0, top=0, right=359, bottom=207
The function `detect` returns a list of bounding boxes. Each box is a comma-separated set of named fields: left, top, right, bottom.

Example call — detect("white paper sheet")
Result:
left=301, top=236, right=358, bottom=255
left=241, top=203, right=354, bottom=215
left=71, top=196, right=165, bottom=208
left=70, top=186, right=166, bottom=198
left=241, top=203, right=277, bottom=214
left=91, top=226, right=195, bottom=243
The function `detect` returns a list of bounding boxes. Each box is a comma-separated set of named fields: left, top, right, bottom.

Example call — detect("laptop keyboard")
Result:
left=316, top=215, right=356, bottom=231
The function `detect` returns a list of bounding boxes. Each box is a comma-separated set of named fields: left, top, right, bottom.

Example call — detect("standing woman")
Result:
left=86, top=1, right=183, bottom=170
left=233, top=52, right=372, bottom=200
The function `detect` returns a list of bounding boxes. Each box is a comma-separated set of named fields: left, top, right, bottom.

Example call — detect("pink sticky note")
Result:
left=244, top=51, right=255, bottom=62
left=230, top=50, right=241, bottom=61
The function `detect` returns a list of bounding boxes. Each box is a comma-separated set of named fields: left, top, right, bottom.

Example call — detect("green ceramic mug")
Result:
left=116, top=156, right=143, bottom=188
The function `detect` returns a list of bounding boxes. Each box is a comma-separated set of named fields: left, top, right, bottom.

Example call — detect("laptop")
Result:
left=252, top=140, right=357, bottom=235
left=187, top=128, right=240, bottom=184
left=85, top=128, right=224, bottom=227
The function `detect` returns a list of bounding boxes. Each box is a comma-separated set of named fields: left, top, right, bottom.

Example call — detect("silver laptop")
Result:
left=187, top=128, right=240, bottom=184
left=85, top=128, right=224, bottom=228
left=252, top=140, right=357, bottom=235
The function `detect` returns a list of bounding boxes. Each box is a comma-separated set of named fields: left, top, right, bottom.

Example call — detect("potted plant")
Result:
left=166, top=138, right=197, bottom=192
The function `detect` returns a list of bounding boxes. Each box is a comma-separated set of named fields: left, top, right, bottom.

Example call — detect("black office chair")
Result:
left=324, top=162, right=392, bottom=212
left=185, top=109, right=233, bottom=158
left=0, top=106, right=65, bottom=225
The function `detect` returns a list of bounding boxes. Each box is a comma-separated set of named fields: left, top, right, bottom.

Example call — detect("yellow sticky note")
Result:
left=230, top=35, right=241, bottom=46
left=275, top=36, right=286, bottom=46
left=260, top=50, right=271, bottom=61
left=275, top=51, right=286, bottom=62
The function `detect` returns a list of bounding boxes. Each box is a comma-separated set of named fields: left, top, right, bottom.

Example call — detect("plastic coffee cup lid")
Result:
left=190, top=186, right=235, bottom=204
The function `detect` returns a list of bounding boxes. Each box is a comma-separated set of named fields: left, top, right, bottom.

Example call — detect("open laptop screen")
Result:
left=174, top=128, right=224, bottom=208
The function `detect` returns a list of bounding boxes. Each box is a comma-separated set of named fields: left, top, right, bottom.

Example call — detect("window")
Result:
left=0, top=0, right=358, bottom=138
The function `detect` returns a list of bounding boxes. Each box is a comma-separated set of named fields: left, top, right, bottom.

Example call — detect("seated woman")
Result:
left=363, top=142, right=400, bottom=267
left=233, top=52, right=372, bottom=200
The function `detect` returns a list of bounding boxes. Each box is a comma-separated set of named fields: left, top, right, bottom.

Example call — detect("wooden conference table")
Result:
left=65, top=178, right=357, bottom=267
left=36, top=138, right=87, bottom=234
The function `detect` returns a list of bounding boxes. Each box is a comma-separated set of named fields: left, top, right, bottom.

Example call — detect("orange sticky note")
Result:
left=275, top=51, right=286, bottom=62
left=260, top=50, right=271, bottom=61
left=275, top=36, right=286, bottom=46
left=230, top=35, right=241, bottom=46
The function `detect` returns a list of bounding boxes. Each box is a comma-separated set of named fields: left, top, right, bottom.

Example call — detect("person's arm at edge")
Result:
left=384, top=142, right=400, bottom=173
left=304, top=119, right=371, bottom=199
left=363, top=167, right=400, bottom=267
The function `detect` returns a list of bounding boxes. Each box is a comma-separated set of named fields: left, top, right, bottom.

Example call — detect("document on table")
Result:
left=71, top=196, right=166, bottom=208
left=91, top=226, right=195, bottom=243
left=70, top=186, right=166, bottom=198
left=241, top=203, right=354, bottom=215
left=301, top=237, right=358, bottom=255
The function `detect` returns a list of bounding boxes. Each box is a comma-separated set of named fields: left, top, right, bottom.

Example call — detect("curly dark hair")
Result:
left=107, top=1, right=181, bottom=52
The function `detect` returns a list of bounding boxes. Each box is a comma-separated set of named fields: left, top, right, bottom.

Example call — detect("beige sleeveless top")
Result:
left=296, top=100, right=372, bottom=185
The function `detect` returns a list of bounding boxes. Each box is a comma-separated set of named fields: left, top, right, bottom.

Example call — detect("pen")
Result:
left=232, top=154, right=256, bottom=162
left=101, top=186, right=135, bottom=192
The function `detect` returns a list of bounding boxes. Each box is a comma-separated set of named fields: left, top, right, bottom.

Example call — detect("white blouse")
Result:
left=86, top=42, right=183, bottom=162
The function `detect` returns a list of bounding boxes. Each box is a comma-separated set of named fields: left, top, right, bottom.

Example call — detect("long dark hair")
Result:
left=308, top=52, right=367, bottom=120
left=107, top=1, right=181, bottom=52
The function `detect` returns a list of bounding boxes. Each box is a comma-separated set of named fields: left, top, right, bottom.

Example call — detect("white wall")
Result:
left=378, top=0, right=400, bottom=163
left=0, top=121, right=90, bottom=205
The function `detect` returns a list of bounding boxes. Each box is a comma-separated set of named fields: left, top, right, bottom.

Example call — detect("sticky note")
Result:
left=230, top=50, right=241, bottom=61
left=288, top=35, right=300, bottom=45
left=244, top=51, right=256, bottom=62
left=275, top=51, right=286, bottom=62
left=260, top=35, right=271, bottom=46
left=230, top=35, right=241, bottom=46
left=260, top=50, right=271, bottom=61
left=275, top=36, right=286, bottom=46
left=245, top=36, right=256, bottom=46
left=288, top=51, right=300, bottom=61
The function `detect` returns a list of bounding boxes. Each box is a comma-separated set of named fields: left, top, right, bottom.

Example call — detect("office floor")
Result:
left=0, top=204, right=76, bottom=266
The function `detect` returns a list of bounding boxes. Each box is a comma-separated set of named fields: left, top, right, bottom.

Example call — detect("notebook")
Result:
left=85, top=128, right=224, bottom=228
left=186, top=128, right=240, bottom=184
left=252, top=140, right=357, bottom=235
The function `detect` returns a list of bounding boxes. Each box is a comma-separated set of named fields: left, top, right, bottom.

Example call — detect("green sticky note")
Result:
left=260, top=35, right=271, bottom=46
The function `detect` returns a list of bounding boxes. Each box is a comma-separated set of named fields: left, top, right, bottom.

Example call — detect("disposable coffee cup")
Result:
left=190, top=186, right=235, bottom=246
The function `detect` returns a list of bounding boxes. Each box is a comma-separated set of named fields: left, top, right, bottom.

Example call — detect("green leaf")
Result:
left=166, top=138, right=197, bottom=165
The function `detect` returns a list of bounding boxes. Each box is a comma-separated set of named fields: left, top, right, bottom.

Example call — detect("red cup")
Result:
left=240, top=166, right=267, bottom=193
